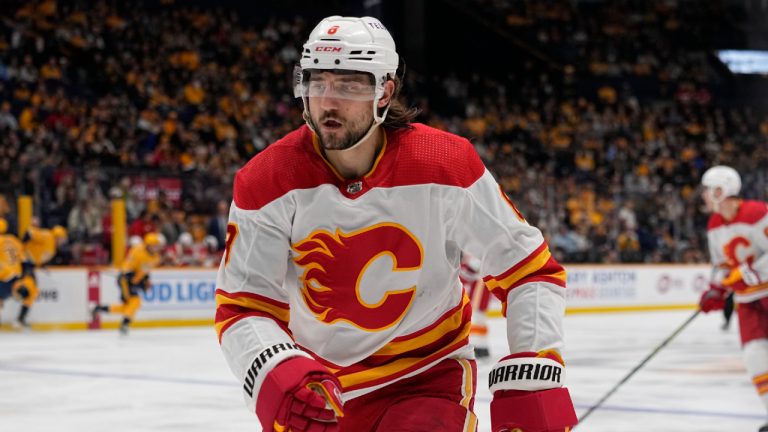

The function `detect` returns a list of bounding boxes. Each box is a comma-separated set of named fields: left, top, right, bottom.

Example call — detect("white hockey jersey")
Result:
left=215, top=123, right=567, bottom=411
left=708, top=200, right=768, bottom=303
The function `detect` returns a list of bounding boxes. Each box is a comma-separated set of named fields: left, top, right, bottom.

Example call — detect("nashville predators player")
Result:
left=92, top=232, right=164, bottom=335
left=0, top=218, right=26, bottom=329
left=18, top=223, right=68, bottom=328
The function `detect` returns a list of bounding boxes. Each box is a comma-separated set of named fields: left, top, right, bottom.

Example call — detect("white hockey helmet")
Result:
left=178, top=232, right=193, bottom=247
left=204, top=235, right=218, bottom=250
left=702, top=165, right=741, bottom=198
left=295, top=16, right=399, bottom=128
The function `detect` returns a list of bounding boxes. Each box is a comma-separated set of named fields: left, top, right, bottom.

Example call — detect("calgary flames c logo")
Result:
left=723, top=236, right=753, bottom=267
left=292, top=223, right=423, bottom=331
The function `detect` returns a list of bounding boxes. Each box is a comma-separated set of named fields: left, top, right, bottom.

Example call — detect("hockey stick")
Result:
left=576, top=309, right=701, bottom=426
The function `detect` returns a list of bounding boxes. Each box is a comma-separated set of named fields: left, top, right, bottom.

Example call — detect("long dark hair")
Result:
left=382, top=72, right=420, bottom=130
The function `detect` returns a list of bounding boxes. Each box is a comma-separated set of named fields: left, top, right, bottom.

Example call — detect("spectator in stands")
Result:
left=67, top=199, right=104, bottom=243
left=207, top=199, right=229, bottom=251
left=128, top=210, right=157, bottom=239
left=0, top=0, right=765, bottom=265
left=108, top=177, right=144, bottom=221
left=160, top=209, right=188, bottom=246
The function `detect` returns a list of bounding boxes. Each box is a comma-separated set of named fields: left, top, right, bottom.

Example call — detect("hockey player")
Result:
left=460, top=253, right=491, bottom=359
left=92, top=232, right=164, bottom=335
left=215, top=16, right=576, bottom=432
left=0, top=218, right=26, bottom=328
left=698, top=165, right=768, bottom=432
left=17, top=223, right=68, bottom=328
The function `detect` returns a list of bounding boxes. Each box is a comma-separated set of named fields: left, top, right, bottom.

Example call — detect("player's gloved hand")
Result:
left=257, top=356, right=344, bottom=432
left=721, top=264, right=761, bottom=294
left=699, top=283, right=727, bottom=313
left=489, top=352, right=577, bottom=432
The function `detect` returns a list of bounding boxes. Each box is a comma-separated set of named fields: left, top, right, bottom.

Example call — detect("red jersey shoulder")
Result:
left=734, top=200, right=768, bottom=225
left=383, top=123, right=485, bottom=188
left=707, top=213, right=724, bottom=231
left=708, top=200, right=768, bottom=230
left=234, top=125, right=334, bottom=210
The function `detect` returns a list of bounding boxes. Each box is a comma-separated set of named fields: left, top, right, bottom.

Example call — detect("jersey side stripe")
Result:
left=330, top=321, right=471, bottom=392
left=350, top=308, right=471, bottom=370
left=375, top=294, right=470, bottom=356
left=457, top=358, right=478, bottom=432
left=738, top=282, right=768, bottom=296
left=301, top=295, right=472, bottom=373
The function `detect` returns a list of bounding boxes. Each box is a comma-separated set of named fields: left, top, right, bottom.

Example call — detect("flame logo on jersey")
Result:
left=292, top=223, right=423, bottom=331
left=723, top=236, right=754, bottom=267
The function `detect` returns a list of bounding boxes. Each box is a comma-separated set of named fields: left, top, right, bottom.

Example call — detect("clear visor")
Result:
left=701, top=185, right=724, bottom=206
left=293, top=66, right=378, bottom=101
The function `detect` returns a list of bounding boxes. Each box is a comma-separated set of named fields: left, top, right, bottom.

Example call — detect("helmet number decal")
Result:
left=327, top=25, right=339, bottom=35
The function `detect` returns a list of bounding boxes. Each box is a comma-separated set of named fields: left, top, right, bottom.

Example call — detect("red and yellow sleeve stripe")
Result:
left=537, top=349, right=565, bottom=365
left=311, top=294, right=473, bottom=393
left=215, top=289, right=291, bottom=343
left=483, top=243, right=566, bottom=316
left=753, top=372, right=768, bottom=395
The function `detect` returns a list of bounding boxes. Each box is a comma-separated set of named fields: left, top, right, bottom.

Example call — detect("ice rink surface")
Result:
left=1, top=310, right=765, bottom=431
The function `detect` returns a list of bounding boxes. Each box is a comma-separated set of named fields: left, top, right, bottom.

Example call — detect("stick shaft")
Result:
left=577, top=309, right=701, bottom=426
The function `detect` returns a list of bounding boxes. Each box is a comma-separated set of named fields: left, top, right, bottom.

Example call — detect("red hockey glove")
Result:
left=699, top=284, right=727, bottom=313
left=489, top=352, right=577, bottom=432
left=256, top=356, right=344, bottom=432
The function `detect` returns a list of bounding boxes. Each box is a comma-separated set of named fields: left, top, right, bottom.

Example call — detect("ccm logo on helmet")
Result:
left=315, top=46, right=342, bottom=52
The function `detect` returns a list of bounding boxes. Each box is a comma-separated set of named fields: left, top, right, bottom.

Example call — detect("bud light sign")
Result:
left=140, top=270, right=216, bottom=310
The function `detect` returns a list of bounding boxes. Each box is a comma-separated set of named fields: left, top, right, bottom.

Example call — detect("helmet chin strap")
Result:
left=713, top=199, right=723, bottom=214
left=705, top=189, right=724, bottom=214
left=707, top=187, right=736, bottom=215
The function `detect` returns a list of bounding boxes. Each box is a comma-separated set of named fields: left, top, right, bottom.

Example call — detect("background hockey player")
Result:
left=92, top=232, right=164, bottom=335
left=698, top=165, right=768, bottom=432
left=18, top=221, right=68, bottom=328
left=215, top=15, right=576, bottom=432
left=0, top=218, right=26, bottom=328
left=460, top=252, right=491, bottom=360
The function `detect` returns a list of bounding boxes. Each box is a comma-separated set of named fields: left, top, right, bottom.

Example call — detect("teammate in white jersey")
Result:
left=698, top=165, right=768, bottom=432
left=215, top=15, right=576, bottom=432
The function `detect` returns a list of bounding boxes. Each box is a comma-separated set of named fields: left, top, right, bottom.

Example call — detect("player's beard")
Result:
left=314, top=111, right=374, bottom=151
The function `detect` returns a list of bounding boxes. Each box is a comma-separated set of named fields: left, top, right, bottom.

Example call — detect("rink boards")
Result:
left=0, top=264, right=710, bottom=330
